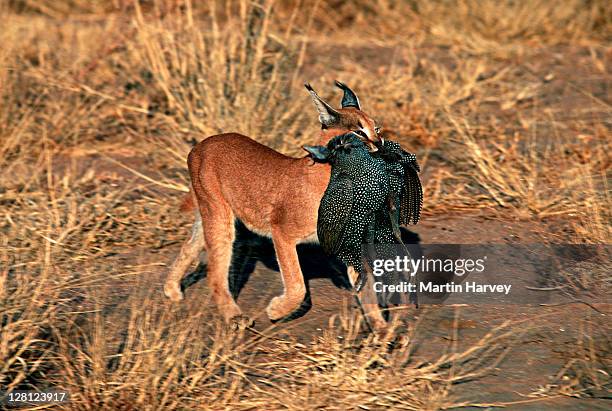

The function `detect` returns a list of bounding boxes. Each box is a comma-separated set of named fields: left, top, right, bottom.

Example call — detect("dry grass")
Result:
left=46, top=303, right=520, bottom=410
left=1, top=0, right=610, bottom=408
left=529, top=313, right=610, bottom=399
left=414, top=0, right=610, bottom=56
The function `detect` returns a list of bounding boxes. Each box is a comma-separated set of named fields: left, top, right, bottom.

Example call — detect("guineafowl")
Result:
left=303, top=133, right=418, bottom=297
left=304, top=133, right=423, bottom=309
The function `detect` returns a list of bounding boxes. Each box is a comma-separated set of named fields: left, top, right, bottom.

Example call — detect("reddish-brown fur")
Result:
left=164, top=85, right=387, bottom=329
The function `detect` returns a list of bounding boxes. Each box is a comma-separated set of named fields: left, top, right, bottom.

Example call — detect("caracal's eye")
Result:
left=375, top=126, right=381, bottom=134
left=353, top=129, right=368, bottom=138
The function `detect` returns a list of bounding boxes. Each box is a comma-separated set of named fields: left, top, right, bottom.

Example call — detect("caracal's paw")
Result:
left=266, top=294, right=303, bottom=322
left=163, top=282, right=184, bottom=302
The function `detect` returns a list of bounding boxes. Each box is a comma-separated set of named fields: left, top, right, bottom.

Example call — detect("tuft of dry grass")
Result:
left=448, top=113, right=610, bottom=222
left=529, top=314, right=610, bottom=399
left=132, top=1, right=312, bottom=141
left=414, top=0, right=611, bottom=57
left=0, top=247, right=59, bottom=390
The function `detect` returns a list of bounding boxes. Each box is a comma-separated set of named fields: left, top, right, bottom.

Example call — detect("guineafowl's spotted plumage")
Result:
left=306, top=133, right=422, bottom=296
left=314, top=134, right=390, bottom=290
left=372, top=140, right=423, bottom=228
left=369, top=140, right=422, bottom=306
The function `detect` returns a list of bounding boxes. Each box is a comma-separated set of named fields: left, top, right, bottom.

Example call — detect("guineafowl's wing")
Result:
left=377, top=140, right=423, bottom=225
left=399, top=162, right=423, bottom=225
left=317, top=176, right=354, bottom=255
left=398, top=152, right=423, bottom=226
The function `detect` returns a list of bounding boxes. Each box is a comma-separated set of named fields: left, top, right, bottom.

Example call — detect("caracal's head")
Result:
left=304, top=81, right=382, bottom=151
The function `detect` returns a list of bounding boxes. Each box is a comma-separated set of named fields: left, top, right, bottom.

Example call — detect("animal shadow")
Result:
left=181, top=219, right=422, bottom=320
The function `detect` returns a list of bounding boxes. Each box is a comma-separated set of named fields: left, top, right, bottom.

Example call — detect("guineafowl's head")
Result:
left=302, top=133, right=370, bottom=166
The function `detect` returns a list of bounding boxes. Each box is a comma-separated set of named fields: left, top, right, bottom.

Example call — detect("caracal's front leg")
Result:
left=266, top=227, right=307, bottom=321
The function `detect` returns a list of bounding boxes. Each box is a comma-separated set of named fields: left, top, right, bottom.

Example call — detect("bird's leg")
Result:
left=400, top=242, right=419, bottom=309
left=347, top=266, right=387, bottom=331
left=353, top=264, right=368, bottom=293
left=387, top=205, right=419, bottom=308
left=409, top=283, right=419, bottom=308
left=355, top=220, right=378, bottom=293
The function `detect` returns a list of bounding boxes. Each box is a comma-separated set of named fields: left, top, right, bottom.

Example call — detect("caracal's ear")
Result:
left=302, top=144, right=331, bottom=162
left=304, top=83, right=341, bottom=128
left=335, top=80, right=361, bottom=110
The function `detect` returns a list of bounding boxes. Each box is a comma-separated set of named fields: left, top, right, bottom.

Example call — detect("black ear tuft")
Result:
left=334, top=80, right=361, bottom=110
left=303, top=145, right=331, bottom=162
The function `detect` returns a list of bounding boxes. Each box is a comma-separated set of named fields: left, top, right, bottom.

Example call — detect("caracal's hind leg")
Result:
left=347, top=266, right=387, bottom=331
left=164, top=214, right=205, bottom=301
left=266, top=226, right=307, bottom=321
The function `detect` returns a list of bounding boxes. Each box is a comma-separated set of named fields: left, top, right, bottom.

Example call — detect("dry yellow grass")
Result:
left=1, top=0, right=610, bottom=408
